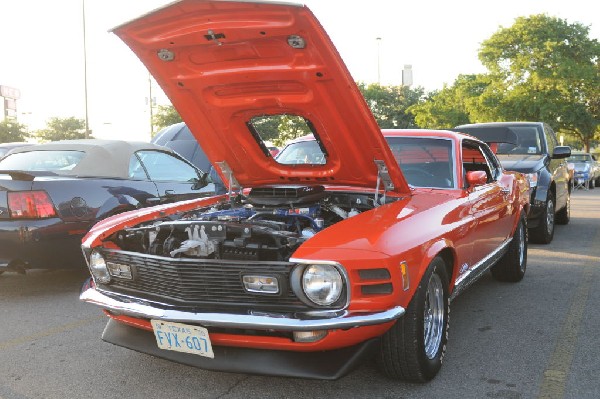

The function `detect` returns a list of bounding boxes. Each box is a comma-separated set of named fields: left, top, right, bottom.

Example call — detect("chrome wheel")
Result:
left=517, top=223, right=526, bottom=272
left=424, top=273, right=444, bottom=359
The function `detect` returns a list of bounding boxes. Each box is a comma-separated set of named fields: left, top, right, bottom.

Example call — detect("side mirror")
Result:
left=552, top=146, right=571, bottom=159
left=466, top=170, right=488, bottom=187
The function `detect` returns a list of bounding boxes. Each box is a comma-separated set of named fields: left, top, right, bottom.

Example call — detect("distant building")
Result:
left=402, top=65, right=413, bottom=87
left=0, top=85, right=20, bottom=119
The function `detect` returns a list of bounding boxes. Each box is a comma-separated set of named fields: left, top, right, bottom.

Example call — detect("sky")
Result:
left=0, top=0, right=598, bottom=142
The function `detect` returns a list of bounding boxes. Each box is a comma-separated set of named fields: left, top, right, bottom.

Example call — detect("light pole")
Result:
left=82, top=0, right=90, bottom=138
left=376, top=37, right=382, bottom=84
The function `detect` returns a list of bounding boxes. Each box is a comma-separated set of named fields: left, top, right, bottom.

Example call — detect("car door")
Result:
left=131, top=150, right=214, bottom=203
left=463, top=139, right=515, bottom=265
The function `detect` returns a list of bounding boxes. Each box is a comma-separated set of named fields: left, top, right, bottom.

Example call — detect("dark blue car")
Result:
left=0, top=139, right=212, bottom=273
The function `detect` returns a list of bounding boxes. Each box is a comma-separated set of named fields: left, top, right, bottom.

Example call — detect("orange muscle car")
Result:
left=80, top=0, right=530, bottom=382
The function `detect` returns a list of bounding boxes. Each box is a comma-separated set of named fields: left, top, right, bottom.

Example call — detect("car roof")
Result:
left=2, top=139, right=176, bottom=179
left=456, top=122, right=543, bottom=128
left=286, top=129, right=471, bottom=145
left=151, top=123, right=212, bottom=172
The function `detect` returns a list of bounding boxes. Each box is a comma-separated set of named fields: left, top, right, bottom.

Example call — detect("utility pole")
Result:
left=148, top=73, right=155, bottom=137
left=82, top=0, right=90, bottom=138
left=376, top=37, right=382, bottom=84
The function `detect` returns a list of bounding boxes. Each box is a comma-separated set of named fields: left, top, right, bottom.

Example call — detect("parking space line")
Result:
left=0, top=316, right=104, bottom=351
left=537, top=260, right=596, bottom=398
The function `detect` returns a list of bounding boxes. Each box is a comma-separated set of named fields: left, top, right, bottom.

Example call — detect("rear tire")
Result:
left=590, top=179, right=595, bottom=189
left=377, top=257, right=449, bottom=382
left=491, top=213, right=527, bottom=282
left=529, top=193, right=555, bottom=244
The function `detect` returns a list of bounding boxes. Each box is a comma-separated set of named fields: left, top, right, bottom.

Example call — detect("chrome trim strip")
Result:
left=451, top=237, right=511, bottom=300
left=80, top=287, right=404, bottom=331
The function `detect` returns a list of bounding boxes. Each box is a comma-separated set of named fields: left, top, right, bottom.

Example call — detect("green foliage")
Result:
left=478, top=14, right=600, bottom=151
left=152, top=105, right=182, bottom=134
left=0, top=119, right=29, bottom=143
left=410, top=14, right=600, bottom=151
left=271, top=115, right=312, bottom=147
left=357, top=83, right=424, bottom=128
left=34, top=117, right=89, bottom=142
left=409, top=74, right=494, bottom=128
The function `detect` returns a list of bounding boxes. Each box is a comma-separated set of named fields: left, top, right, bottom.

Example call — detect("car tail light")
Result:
left=8, top=191, right=57, bottom=219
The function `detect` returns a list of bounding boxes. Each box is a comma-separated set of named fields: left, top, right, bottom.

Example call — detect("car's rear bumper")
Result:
left=101, top=317, right=380, bottom=379
left=0, top=219, right=87, bottom=270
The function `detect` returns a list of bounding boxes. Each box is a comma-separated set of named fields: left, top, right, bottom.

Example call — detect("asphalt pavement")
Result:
left=0, top=189, right=598, bottom=399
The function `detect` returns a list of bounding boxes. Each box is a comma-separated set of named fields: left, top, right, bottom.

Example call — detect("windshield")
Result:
left=278, top=136, right=455, bottom=188
left=276, top=140, right=326, bottom=165
left=0, top=150, right=86, bottom=171
left=496, top=127, right=542, bottom=155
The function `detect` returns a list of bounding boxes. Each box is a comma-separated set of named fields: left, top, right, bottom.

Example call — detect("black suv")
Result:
left=455, top=122, right=571, bottom=244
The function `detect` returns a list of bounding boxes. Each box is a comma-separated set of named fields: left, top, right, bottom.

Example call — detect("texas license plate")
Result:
left=151, top=320, right=214, bottom=358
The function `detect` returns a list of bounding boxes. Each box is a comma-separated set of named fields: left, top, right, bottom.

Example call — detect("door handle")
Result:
left=164, top=189, right=175, bottom=196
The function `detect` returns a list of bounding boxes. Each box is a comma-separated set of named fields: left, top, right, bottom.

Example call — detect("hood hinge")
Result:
left=374, top=160, right=394, bottom=206
left=215, top=161, right=241, bottom=198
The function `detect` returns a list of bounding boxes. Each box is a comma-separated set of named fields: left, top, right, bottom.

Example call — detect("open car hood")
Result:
left=114, top=0, right=409, bottom=194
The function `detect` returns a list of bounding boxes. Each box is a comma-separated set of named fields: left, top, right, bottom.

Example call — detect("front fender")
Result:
left=533, top=168, right=552, bottom=203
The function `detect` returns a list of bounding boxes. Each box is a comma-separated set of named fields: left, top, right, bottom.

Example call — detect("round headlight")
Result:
left=302, top=264, right=343, bottom=306
left=89, top=250, right=110, bottom=284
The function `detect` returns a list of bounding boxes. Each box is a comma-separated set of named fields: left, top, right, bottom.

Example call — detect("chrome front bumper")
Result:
left=80, top=286, right=405, bottom=331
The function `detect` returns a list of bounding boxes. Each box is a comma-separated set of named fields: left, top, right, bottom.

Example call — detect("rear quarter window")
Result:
left=0, top=150, right=85, bottom=171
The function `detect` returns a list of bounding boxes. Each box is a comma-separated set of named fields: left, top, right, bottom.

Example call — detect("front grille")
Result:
left=101, top=250, right=312, bottom=312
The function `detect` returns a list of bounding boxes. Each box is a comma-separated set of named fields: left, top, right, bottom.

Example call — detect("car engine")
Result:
left=110, top=185, right=383, bottom=262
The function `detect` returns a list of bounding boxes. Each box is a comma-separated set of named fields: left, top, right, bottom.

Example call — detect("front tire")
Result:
left=491, top=213, right=527, bottom=282
left=529, top=193, right=555, bottom=244
left=377, top=257, right=449, bottom=382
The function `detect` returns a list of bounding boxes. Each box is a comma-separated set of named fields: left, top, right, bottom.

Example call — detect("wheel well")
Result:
left=549, top=181, right=556, bottom=200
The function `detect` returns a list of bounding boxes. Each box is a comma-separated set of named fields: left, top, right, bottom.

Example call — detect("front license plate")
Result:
left=151, top=320, right=214, bottom=358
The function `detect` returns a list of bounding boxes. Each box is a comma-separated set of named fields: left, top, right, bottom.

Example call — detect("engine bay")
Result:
left=110, top=186, right=387, bottom=262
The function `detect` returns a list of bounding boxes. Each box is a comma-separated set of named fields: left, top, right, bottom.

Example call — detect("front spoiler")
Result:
left=80, top=285, right=405, bottom=332
left=102, top=318, right=380, bottom=379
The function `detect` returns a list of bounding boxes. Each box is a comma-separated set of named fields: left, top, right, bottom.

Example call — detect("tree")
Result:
left=358, top=83, right=425, bottom=128
left=0, top=119, right=29, bottom=143
left=152, top=105, right=182, bottom=133
left=408, top=74, right=497, bottom=128
left=270, top=115, right=312, bottom=147
left=478, top=14, right=600, bottom=151
left=35, top=117, right=89, bottom=142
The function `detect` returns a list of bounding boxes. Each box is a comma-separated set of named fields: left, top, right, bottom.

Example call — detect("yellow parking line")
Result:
left=537, top=261, right=596, bottom=398
left=0, top=316, right=104, bottom=351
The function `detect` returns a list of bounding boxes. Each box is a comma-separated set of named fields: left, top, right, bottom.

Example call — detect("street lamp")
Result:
left=376, top=37, right=382, bottom=84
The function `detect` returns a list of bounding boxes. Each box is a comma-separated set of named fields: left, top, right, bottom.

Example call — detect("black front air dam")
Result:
left=101, top=319, right=379, bottom=380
